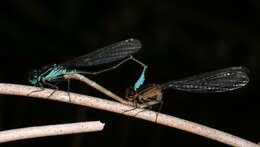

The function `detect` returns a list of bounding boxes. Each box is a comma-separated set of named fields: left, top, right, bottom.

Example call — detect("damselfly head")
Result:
left=125, top=86, right=137, bottom=101
left=28, top=70, right=39, bottom=85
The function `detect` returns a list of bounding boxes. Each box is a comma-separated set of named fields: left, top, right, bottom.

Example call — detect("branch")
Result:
left=0, top=83, right=259, bottom=147
left=0, top=121, right=104, bottom=143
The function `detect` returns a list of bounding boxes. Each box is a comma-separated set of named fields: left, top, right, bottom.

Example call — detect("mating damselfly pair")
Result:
left=28, top=38, right=250, bottom=109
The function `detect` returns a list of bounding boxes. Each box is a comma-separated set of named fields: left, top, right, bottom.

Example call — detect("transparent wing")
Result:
left=62, top=38, right=141, bottom=67
left=158, top=66, right=249, bottom=93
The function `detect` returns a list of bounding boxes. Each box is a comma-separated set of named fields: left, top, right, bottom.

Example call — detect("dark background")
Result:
left=3, top=0, right=260, bottom=146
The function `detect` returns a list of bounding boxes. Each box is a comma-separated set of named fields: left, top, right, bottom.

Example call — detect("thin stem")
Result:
left=0, top=121, right=104, bottom=143
left=0, top=83, right=259, bottom=146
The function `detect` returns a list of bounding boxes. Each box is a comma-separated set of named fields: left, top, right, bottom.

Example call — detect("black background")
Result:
left=3, top=0, right=260, bottom=146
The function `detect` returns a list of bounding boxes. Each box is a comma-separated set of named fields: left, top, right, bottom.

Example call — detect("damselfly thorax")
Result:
left=126, top=84, right=163, bottom=105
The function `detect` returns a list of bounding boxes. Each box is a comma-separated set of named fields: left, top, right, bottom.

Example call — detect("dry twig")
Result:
left=0, top=81, right=259, bottom=146
left=0, top=121, right=104, bottom=143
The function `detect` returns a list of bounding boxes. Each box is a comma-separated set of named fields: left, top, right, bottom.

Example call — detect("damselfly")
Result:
left=28, top=39, right=146, bottom=99
left=126, top=66, right=249, bottom=109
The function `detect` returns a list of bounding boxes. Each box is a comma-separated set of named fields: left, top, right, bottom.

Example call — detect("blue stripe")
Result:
left=134, top=66, right=147, bottom=91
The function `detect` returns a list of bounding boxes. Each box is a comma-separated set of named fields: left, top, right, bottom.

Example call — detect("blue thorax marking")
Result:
left=41, top=64, right=76, bottom=81
left=134, top=66, right=147, bottom=91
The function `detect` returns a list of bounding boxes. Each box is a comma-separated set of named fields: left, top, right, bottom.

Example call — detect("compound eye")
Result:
left=28, top=70, right=38, bottom=85
left=125, top=87, right=136, bottom=100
